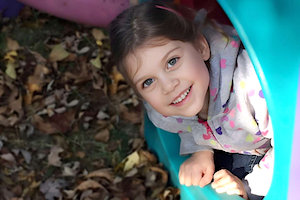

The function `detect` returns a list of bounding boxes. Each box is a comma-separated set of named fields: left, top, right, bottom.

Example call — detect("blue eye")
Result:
left=167, top=57, right=179, bottom=69
left=143, top=78, right=154, bottom=88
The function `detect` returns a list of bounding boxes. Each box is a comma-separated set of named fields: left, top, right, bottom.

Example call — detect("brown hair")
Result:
left=109, top=1, right=207, bottom=91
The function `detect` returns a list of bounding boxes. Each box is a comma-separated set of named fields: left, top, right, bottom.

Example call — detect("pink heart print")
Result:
left=210, top=88, right=217, bottom=96
left=203, top=133, right=211, bottom=140
left=229, top=109, right=235, bottom=118
left=231, top=41, right=239, bottom=48
left=220, top=59, right=227, bottom=69
left=262, top=130, right=269, bottom=136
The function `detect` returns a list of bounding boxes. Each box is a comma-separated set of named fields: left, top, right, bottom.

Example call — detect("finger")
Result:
left=199, top=167, right=214, bottom=187
left=211, top=175, right=231, bottom=189
left=226, top=188, right=242, bottom=196
left=179, top=168, right=184, bottom=185
left=213, top=169, right=230, bottom=180
left=192, top=171, right=202, bottom=186
left=184, top=173, right=192, bottom=186
left=214, top=181, right=239, bottom=194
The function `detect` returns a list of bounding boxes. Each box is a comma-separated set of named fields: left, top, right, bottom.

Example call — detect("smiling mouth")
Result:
left=171, top=86, right=192, bottom=105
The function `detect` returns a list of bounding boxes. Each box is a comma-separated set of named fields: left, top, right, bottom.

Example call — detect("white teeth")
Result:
left=172, top=87, right=191, bottom=104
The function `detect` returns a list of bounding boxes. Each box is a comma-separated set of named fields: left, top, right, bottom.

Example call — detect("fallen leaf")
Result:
left=47, top=109, right=76, bottom=133
left=139, top=149, right=157, bottom=164
left=1, top=153, right=17, bottom=164
left=109, top=66, right=125, bottom=95
left=49, top=43, right=70, bottom=62
left=6, top=37, right=20, bottom=51
left=47, top=145, right=64, bottom=167
left=11, top=184, right=22, bottom=197
left=31, top=115, right=57, bottom=134
left=96, top=110, right=110, bottom=120
left=150, top=166, right=168, bottom=185
left=79, top=189, right=93, bottom=200
left=119, top=104, right=142, bottom=124
left=62, top=161, right=80, bottom=176
left=18, top=123, right=35, bottom=137
left=5, top=62, right=17, bottom=79
left=39, top=178, right=67, bottom=200
left=91, top=28, right=107, bottom=41
left=4, top=51, right=18, bottom=63
left=123, top=151, right=140, bottom=172
left=24, top=64, right=48, bottom=105
left=21, top=149, right=32, bottom=164
left=91, top=55, right=101, bottom=69
left=1, top=187, right=14, bottom=200
left=75, top=179, right=102, bottom=191
left=130, top=138, right=144, bottom=151
left=86, top=168, right=113, bottom=181
left=62, top=190, right=76, bottom=199
left=76, top=151, right=85, bottom=158
left=94, top=129, right=110, bottom=143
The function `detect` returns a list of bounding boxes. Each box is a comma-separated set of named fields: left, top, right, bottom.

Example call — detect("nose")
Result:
left=161, top=75, right=179, bottom=95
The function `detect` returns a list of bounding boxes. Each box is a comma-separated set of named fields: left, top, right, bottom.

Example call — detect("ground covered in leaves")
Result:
left=0, top=7, right=179, bottom=200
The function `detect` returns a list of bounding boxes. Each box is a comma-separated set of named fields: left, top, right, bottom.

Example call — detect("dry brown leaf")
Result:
left=86, top=168, right=113, bottom=181
left=11, top=184, right=22, bottom=197
left=29, top=50, right=47, bottom=65
left=47, top=145, right=64, bottom=167
left=64, top=53, right=77, bottom=61
left=48, top=109, right=76, bottom=134
left=131, top=138, right=144, bottom=151
left=62, top=190, right=76, bottom=199
left=6, top=37, right=20, bottom=51
left=139, top=149, right=157, bottom=164
left=0, top=115, right=10, bottom=126
left=31, top=115, right=57, bottom=134
left=63, top=57, right=93, bottom=84
left=1, top=153, right=17, bottom=164
left=24, top=64, right=48, bottom=105
left=119, top=104, right=142, bottom=124
left=94, top=129, right=110, bottom=143
left=150, top=167, right=168, bottom=185
left=109, top=65, right=125, bottom=95
left=75, top=179, right=103, bottom=191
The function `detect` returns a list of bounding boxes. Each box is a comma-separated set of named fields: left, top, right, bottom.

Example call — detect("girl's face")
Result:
left=126, top=37, right=211, bottom=117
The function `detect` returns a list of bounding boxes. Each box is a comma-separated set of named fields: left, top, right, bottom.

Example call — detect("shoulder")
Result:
left=235, top=49, right=260, bottom=84
left=143, top=101, right=177, bottom=133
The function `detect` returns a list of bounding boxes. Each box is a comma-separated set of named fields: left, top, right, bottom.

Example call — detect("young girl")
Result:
left=109, top=2, right=273, bottom=199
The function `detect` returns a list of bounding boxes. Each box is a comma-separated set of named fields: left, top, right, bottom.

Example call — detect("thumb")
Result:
left=199, top=167, right=214, bottom=188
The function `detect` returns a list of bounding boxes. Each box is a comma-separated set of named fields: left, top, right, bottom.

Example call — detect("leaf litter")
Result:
left=0, top=6, right=180, bottom=200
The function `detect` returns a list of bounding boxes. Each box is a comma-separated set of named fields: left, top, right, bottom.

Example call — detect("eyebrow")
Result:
left=133, top=46, right=181, bottom=87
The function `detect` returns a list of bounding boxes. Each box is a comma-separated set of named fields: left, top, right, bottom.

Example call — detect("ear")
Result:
left=198, top=36, right=210, bottom=61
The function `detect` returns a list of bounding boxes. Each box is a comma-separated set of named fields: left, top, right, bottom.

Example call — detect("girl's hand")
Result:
left=211, top=169, right=248, bottom=200
left=179, top=151, right=215, bottom=188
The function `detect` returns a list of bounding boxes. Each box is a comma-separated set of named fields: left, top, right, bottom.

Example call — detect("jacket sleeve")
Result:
left=238, top=50, right=274, bottom=196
